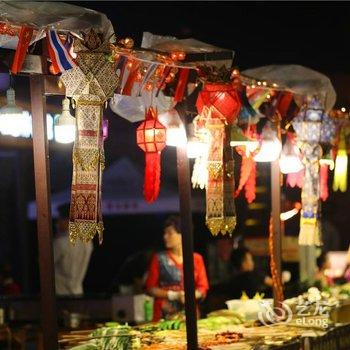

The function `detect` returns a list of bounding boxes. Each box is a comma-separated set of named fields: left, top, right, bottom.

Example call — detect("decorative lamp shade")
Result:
left=292, top=99, right=336, bottom=144
left=196, top=83, right=242, bottom=124
left=136, top=114, right=167, bottom=153
left=136, top=107, right=167, bottom=203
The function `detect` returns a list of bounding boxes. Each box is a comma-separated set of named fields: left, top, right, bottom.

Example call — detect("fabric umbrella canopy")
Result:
left=242, top=65, right=336, bottom=111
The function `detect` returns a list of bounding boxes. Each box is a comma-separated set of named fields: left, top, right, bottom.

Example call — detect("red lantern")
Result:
left=196, top=83, right=242, bottom=124
left=136, top=107, right=167, bottom=202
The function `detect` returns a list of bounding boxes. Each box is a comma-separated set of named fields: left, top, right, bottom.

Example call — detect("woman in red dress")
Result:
left=145, top=216, right=209, bottom=321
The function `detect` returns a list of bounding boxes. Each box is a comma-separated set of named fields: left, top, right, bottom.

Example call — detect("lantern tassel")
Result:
left=144, top=152, right=161, bottom=203
left=320, top=164, right=329, bottom=201
left=245, top=160, right=256, bottom=203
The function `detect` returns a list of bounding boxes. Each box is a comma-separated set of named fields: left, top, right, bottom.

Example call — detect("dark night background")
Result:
left=1, top=1, right=350, bottom=294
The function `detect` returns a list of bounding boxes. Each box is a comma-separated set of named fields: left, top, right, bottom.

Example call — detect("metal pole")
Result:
left=30, top=75, right=58, bottom=350
left=176, top=105, right=198, bottom=350
left=270, top=159, right=283, bottom=305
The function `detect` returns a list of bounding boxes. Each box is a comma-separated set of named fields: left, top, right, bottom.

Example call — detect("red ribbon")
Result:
left=11, top=26, right=33, bottom=74
left=174, top=68, right=190, bottom=102
left=123, top=62, right=140, bottom=96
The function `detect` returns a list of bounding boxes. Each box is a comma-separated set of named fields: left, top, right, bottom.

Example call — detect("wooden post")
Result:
left=176, top=105, right=198, bottom=350
left=30, top=75, right=58, bottom=350
left=270, top=159, right=283, bottom=306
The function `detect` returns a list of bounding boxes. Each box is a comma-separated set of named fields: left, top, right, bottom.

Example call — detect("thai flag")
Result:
left=46, top=30, right=76, bottom=73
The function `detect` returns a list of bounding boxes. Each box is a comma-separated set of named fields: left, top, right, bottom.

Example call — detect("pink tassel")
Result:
left=320, top=164, right=329, bottom=201
left=287, top=169, right=304, bottom=188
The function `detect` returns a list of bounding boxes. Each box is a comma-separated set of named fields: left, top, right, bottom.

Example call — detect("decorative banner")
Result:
left=61, top=30, right=119, bottom=243
left=136, top=107, right=167, bottom=203
left=69, top=95, right=104, bottom=243
left=298, top=143, right=322, bottom=246
left=205, top=115, right=236, bottom=235
left=11, top=25, right=33, bottom=74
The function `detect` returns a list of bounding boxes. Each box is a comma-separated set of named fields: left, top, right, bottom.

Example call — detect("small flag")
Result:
left=46, top=30, right=76, bottom=73
left=11, top=26, right=33, bottom=74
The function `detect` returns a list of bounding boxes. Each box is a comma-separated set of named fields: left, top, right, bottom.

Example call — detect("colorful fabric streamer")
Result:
left=11, top=25, right=33, bottom=74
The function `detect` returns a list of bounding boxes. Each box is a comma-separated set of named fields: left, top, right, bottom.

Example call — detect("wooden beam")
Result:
left=30, top=75, right=58, bottom=350
left=270, top=160, right=283, bottom=306
left=176, top=104, right=198, bottom=350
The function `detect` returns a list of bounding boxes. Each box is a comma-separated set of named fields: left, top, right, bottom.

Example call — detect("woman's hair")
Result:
left=164, top=215, right=181, bottom=233
left=230, top=247, right=250, bottom=270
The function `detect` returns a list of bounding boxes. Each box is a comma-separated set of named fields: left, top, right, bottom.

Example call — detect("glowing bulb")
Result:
left=279, top=138, right=304, bottom=174
left=0, top=88, right=28, bottom=137
left=333, top=149, right=348, bottom=192
left=341, top=107, right=346, bottom=112
left=187, top=139, right=208, bottom=159
left=254, top=138, right=282, bottom=162
left=158, top=109, right=187, bottom=147
left=254, top=123, right=282, bottom=162
left=54, top=98, right=76, bottom=144
left=166, top=126, right=186, bottom=146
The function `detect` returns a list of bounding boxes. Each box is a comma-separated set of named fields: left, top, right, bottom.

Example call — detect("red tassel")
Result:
left=235, top=155, right=253, bottom=198
left=174, top=68, right=190, bottom=102
left=245, top=160, right=256, bottom=203
left=144, top=152, right=161, bottom=203
left=320, top=164, right=329, bottom=201
left=156, top=66, right=171, bottom=96
left=11, top=26, right=33, bottom=74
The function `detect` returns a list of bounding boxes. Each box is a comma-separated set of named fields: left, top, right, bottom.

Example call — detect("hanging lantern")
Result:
left=137, top=107, right=167, bottom=202
left=279, top=133, right=304, bottom=174
left=292, top=98, right=336, bottom=246
left=196, top=82, right=242, bottom=124
left=254, top=121, right=282, bottom=162
left=333, top=131, right=348, bottom=192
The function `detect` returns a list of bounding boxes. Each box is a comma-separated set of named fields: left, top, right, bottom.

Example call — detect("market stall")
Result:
left=1, top=1, right=350, bottom=350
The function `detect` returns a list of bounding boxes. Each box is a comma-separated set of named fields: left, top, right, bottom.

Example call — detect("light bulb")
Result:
left=165, top=125, right=187, bottom=147
left=279, top=137, right=304, bottom=174
left=187, top=138, right=208, bottom=159
left=158, top=109, right=187, bottom=147
left=0, top=88, right=27, bottom=137
left=254, top=123, right=282, bottom=162
left=54, top=98, right=76, bottom=144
